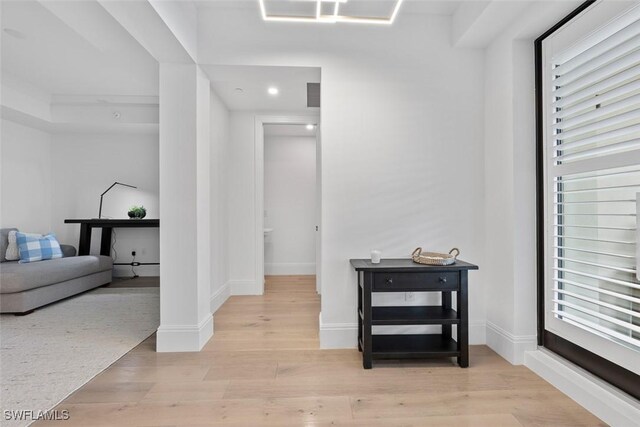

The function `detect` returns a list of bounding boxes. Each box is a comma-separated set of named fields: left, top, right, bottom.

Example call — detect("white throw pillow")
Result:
left=5, top=230, right=19, bottom=261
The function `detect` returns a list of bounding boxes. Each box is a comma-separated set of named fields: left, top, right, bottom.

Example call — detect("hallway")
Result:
left=37, top=276, right=603, bottom=426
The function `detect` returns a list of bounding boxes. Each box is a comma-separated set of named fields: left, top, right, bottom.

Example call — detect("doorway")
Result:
left=254, top=116, right=321, bottom=295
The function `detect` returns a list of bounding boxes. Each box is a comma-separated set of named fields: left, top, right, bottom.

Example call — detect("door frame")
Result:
left=254, top=115, right=321, bottom=294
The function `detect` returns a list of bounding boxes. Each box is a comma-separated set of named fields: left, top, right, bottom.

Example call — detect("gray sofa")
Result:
left=0, top=228, right=113, bottom=314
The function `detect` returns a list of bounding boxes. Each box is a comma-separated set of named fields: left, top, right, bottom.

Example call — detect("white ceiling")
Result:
left=264, top=124, right=318, bottom=137
left=1, top=0, right=463, bottom=102
left=195, top=0, right=462, bottom=16
left=201, top=64, right=320, bottom=111
left=1, top=0, right=158, bottom=97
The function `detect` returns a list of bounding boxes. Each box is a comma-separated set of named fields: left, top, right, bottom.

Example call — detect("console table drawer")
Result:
left=372, top=272, right=458, bottom=291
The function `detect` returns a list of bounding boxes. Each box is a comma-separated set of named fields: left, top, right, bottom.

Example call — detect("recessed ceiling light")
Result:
left=3, top=28, right=26, bottom=39
left=268, top=87, right=279, bottom=96
left=258, top=0, right=404, bottom=25
left=306, top=124, right=315, bottom=130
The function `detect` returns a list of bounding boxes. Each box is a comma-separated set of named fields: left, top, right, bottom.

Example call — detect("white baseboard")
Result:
left=469, top=321, right=486, bottom=345
left=210, top=282, right=231, bottom=314
left=265, top=262, right=315, bottom=275
left=319, top=313, right=358, bottom=349
left=486, top=321, right=536, bottom=365
left=156, top=314, right=213, bottom=352
left=229, top=280, right=259, bottom=295
left=525, top=349, right=640, bottom=426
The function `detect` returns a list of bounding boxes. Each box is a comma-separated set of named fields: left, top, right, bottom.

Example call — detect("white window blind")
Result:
left=543, top=0, right=640, bottom=374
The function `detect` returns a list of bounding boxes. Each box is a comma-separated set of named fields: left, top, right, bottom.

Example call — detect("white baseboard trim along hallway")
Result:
left=156, top=315, right=213, bottom=352
left=469, top=321, right=486, bottom=345
left=525, top=349, right=640, bottom=426
left=229, top=280, right=258, bottom=295
left=264, top=263, right=316, bottom=275
left=485, top=321, right=537, bottom=365
left=210, top=282, right=231, bottom=314
left=319, top=313, right=358, bottom=349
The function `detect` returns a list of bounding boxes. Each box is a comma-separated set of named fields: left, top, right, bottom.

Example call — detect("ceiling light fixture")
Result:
left=306, top=124, right=315, bottom=130
left=268, top=87, right=279, bottom=95
left=258, top=0, right=404, bottom=25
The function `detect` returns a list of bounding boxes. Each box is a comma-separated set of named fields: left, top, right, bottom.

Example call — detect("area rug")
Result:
left=0, top=287, right=159, bottom=427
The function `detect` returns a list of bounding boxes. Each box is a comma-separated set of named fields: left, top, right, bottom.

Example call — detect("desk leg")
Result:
left=78, top=224, right=92, bottom=256
left=442, top=291, right=452, bottom=342
left=457, top=271, right=469, bottom=368
left=100, top=227, right=112, bottom=256
left=358, top=271, right=363, bottom=352
left=362, top=272, right=373, bottom=369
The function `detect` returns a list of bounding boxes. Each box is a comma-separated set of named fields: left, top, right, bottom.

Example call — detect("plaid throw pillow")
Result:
left=16, top=232, right=63, bottom=263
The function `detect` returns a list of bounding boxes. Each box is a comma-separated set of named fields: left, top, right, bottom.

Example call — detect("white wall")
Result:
left=195, top=65, right=212, bottom=334
left=0, top=119, right=52, bottom=233
left=264, top=134, right=316, bottom=275
left=156, top=62, right=212, bottom=352
left=49, top=133, right=159, bottom=277
left=483, top=31, right=518, bottom=358
left=483, top=1, right=581, bottom=364
left=209, top=88, right=231, bottom=312
left=227, top=112, right=257, bottom=292
left=201, top=12, right=486, bottom=348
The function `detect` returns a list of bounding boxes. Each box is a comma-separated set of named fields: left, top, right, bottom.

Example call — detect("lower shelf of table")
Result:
left=360, top=334, right=460, bottom=359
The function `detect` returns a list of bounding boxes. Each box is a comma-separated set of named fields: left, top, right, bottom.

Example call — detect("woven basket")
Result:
left=411, top=247, right=460, bottom=266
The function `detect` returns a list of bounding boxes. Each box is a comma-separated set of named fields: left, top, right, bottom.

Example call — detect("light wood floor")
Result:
left=36, top=275, right=605, bottom=426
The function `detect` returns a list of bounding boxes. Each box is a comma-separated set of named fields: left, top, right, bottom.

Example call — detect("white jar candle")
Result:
left=371, top=250, right=381, bottom=264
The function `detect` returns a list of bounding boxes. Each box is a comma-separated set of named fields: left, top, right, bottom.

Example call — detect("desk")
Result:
left=64, top=219, right=160, bottom=256
left=350, top=258, right=478, bottom=369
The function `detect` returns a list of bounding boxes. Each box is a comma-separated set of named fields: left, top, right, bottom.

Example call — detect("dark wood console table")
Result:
left=64, top=219, right=160, bottom=256
left=350, top=258, right=478, bottom=369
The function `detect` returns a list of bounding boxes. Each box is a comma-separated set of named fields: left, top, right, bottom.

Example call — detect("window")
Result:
left=537, top=0, right=640, bottom=398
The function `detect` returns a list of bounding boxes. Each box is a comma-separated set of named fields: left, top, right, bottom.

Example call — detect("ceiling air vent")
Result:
left=307, top=83, right=320, bottom=108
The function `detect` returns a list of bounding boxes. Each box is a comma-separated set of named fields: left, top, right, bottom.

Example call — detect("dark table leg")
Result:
left=78, top=223, right=92, bottom=256
left=358, top=271, right=363, bottom=352
left=457, top=271, right=469, bottom=368
left=442, top=291, right=452, bottom=342
left=100, top=227, right=112, bottom=256
left=363, top=271, right=373, bottom=369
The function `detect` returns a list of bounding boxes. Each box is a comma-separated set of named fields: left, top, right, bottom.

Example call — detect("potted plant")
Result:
left=127, top=205, right=147, bottom=219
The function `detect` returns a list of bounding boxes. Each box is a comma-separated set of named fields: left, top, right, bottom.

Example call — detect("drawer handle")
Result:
left=439, top=276, right=447, bottom=283
left=385, top=278, right=394, bottom=285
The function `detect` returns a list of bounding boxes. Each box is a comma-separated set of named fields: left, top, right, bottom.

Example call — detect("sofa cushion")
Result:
left=60, top=245, right=77, bottom=258
left=0, top=228, right=18, bottom=263
left=17, top=232, right=63, bottom=263
left=0, top=255, right=113, bottom=294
